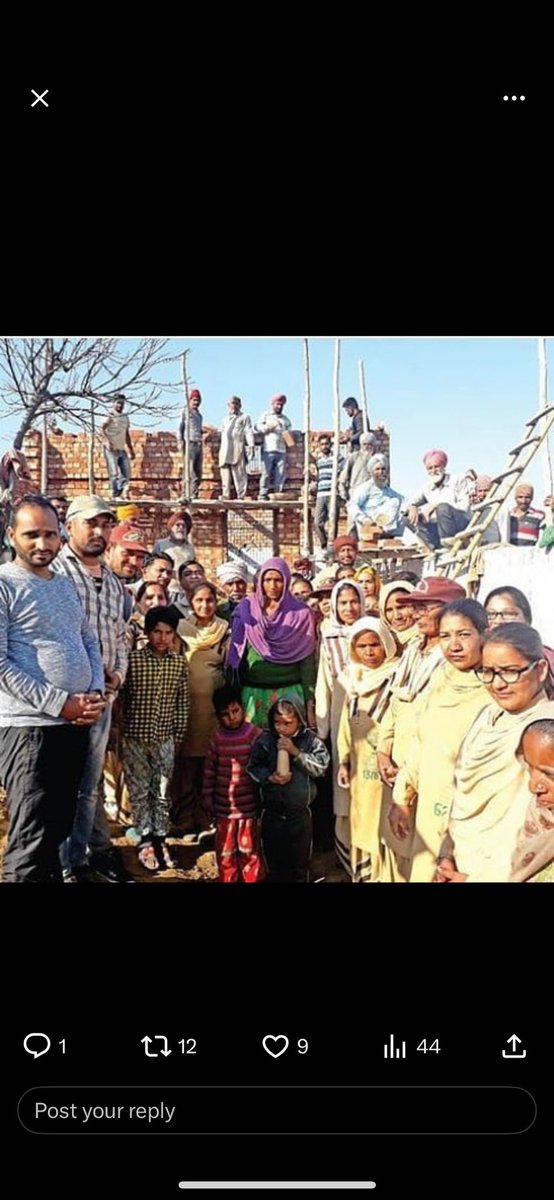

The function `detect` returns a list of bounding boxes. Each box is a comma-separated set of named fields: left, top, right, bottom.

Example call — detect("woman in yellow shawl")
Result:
left=336, top=617, right=399, bottom=882
left=389, top=598, right=490, bottom=882
left=354, top=565, right=381, bottom=614
left=375, top=577, right=466, bottom=881
left=378, top=579, right=418, bottom=648
left=170, top=581, right=230, bottom=839
left=437, top=623, right=552, bottom=882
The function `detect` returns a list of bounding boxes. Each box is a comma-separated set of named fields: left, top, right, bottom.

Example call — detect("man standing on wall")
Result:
left=255, top=394, right=292, bottom=500
left=218, top=395, right=255, bottom=500
left=101, top=395, right=135, bottom=499
left=179, top=389, right=203, bottom=499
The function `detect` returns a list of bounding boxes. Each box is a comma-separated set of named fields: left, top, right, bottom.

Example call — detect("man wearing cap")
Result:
left=402, top=450, right=475, bottom=550
left=218, top=395, right=255, bottom=501
left=179, top=389, right=203, bottom=499
left=52, top=495, right=132, bottom=883
left=348, top=454, right=405, bottom=541
left=105, top=522, right=148, bottom=620
left=216, top=560, right=249, bottom=621
left=340, top=397, right=365, bottom=453
left=101, top=395, right=135, bottom=500
left=254, top=394, right=292, bottom=500
left=0, top=496, right=106, bottom=882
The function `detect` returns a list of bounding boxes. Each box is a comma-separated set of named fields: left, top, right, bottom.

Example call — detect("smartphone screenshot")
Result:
left=2, top=68, right=550, bottom=1198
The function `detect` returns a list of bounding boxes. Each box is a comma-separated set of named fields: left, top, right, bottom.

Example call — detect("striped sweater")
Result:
left=202, top=722, right=262, bottom=819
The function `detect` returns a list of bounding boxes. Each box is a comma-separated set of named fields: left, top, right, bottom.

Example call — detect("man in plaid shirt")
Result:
left=120, top=605, right=190, bottom=872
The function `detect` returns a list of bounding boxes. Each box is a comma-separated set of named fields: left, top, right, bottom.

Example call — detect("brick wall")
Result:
left=21, top=424, right=390, bottom=567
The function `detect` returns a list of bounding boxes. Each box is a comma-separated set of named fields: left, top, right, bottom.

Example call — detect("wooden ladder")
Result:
left=435, top=403, right=554, bottom=579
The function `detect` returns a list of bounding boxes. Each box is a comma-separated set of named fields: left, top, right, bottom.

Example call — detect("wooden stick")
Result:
left=302, top=338, right=312, bottom=553
left=329, top=339, right=341, bottom=541
left=181, top=351, right=190, bottom=501
left=358, top=360, right=369, bottom=432
left=538, top=337, right=553, bottom=523
left=88, top=396, right=96, bottom=492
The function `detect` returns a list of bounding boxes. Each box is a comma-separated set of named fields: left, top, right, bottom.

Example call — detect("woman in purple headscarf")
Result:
left=228, top=557, right=317, bottom=728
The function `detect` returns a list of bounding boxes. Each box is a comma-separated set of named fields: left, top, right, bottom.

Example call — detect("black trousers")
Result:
left=261, top=808, right=312, bottom=883
left=0, top=725, right=89, bottom=883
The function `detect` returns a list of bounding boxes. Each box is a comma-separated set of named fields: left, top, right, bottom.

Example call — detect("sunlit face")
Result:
left=191, top=586, right=216, bottom=624
left=414, top=601, right=445, bottom=639
left=225, top=578, right=247, bottom=603
left=273, top=710, right=301, bottom=737
left=480, top=642, right=549, bottom=713
left=9, top=505, right=61, bottom=574
left=319, top=596, right=332, bottom=617
left=219, top=701, right=244, bottom=730
left=169, top=520, right=188, bottom=543
left=384, top=591, right=415, bottom=632
left=353, top=630, right=387, bottom=668
left=438, top=613, right=484, bottom=672
left=272, top=398, right=286, bottom=414
left=336, top=586, right=362, bottom=626
left=515, top=487, right=534, bottom=512
left=336, top=566, right=356, bottom=580
left=139, top=584, right=168, bottom=613
left=147, top=621, right=175, bottom=656
left=426, top=462, right=446, bottom=483
left=107, top=545, right=146, bottom=579
left=68, top=513, right=114, bottom=558
left=337, top=545, right=356, bottom=566
left=485, top=593, right=526, bottom=627
left=228, top=398, right=241, bottom=414
left=291, top=579, right=312, bottom=601
left=475, top=483, right=490, bottom=502
left=190, top=396, right=201, bottom=410
left=181, top=565, right=206, bottom=597
left=521, top=728, right=554, bottom=807
left=143, top=559, right=174, bottom=587
left=371, top=464, right=388, bottom=484
left=358, top=571, right=378, bottom=598
left=262, top=570, right=285, bottom=602
left=114, top=399, right=125, bottom=413
left=318, top=438, right=331, bottom=455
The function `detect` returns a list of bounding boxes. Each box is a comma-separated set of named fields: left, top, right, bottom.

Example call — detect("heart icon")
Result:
left=262, top=1034, right=289, bottom=1059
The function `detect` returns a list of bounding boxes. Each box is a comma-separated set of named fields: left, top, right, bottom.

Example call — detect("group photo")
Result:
left=1, top=335, right=553, bottom=884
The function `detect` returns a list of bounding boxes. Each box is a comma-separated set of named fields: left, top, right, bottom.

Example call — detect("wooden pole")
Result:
left=329, top=339, right=341, bottom=542
left=88, top=396, right=96, bottom=492
left=41, top=412, right=48, bottom=493
left=302, top=338, right=312, bottom=553
left=181, top=351, right=190, bottom=501
left=358, top=360, right=369, bottom=432
left=538, top=337, right=553, bottom=523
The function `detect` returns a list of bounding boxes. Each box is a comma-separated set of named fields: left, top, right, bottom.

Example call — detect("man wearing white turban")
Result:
left=216, top=560, right=250, bottom=621
left=348, top=454, right=405, bottom=541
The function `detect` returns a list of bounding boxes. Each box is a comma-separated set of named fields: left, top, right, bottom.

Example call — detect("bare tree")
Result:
left=0, top=337, right=185, bottom=448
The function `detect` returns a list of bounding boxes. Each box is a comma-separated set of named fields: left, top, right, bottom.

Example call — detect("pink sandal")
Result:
left=159, top=842, right=177, bottom=870
left=138, top=842, right=159, bottom=872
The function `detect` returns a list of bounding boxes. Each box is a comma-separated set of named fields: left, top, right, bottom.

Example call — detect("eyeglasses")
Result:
left=474, top=661, right=539, bottom=685
left=486, top=610, right=522, bottom=622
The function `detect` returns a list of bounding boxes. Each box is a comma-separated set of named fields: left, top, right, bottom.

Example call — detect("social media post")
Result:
left=0, top=336, right=553, bottom=888
left=5, top=964, right=546, bottom=1199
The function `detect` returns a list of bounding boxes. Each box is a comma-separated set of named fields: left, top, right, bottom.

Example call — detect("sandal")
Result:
left=158, top=842, right=178, bottom=870
left=138, top=842, right=159, bottom=872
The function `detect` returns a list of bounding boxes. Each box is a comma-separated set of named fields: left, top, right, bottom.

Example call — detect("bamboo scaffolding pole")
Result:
left=329, top=339, right=341, bottom=541
left=302, top=338, right=312, bottom=553
left=538, top=337, right=553, bottom=523
left=41, top=413, right=48, bottom=493
left=88, top=396, right=96, bottom=492
left=358, top=360, right=369, bottom=432
left=181, top=351, right=190, bottom=501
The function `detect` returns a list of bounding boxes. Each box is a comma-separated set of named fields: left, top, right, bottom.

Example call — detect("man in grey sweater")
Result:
left=0, top=496, right=105, bottom=882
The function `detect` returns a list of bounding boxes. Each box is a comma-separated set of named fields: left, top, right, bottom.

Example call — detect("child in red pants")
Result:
left=202, top=686, right=265, bottom=882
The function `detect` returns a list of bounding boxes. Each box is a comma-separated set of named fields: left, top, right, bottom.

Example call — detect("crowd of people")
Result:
left=1, top=474, right=553, bottom=885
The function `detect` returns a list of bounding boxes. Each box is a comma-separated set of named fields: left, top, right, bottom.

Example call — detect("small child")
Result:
left=202, top=686, right=265, bottom=883
left=247, top=696, right=329, bottom=883
left=120, top=605, right=190, bottom=873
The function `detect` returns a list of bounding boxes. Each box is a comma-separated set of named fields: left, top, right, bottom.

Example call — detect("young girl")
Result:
left=336, top=617, right=399, bottom=882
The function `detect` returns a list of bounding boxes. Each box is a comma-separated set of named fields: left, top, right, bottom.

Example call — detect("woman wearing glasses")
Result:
left=436, top=623, right=553, bottom=882
left=484, top=585, right=554, bottom=674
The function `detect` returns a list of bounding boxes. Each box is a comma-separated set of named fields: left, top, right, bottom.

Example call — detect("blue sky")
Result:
left=1, top=336, right=552, bottom=503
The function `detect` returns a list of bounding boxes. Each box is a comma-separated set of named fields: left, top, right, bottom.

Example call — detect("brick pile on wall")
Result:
left=21, top=424, right=390, bottom=572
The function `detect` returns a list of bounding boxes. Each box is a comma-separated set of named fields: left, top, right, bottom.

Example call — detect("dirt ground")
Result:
left=0, top=794, right=347, bottom=884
